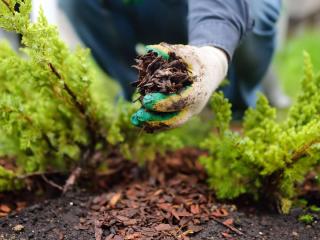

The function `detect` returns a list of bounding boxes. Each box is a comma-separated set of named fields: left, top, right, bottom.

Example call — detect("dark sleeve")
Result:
left=188, top=0, right=254, bottom=60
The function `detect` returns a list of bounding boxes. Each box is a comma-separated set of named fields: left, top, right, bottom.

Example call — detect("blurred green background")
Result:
left=276, top=31, right=320, bottom=99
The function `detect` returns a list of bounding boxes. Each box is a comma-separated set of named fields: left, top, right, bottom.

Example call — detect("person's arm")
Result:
left=188, top=0, right=254, bottom=60
left=131, top=0, right=254, bottom=131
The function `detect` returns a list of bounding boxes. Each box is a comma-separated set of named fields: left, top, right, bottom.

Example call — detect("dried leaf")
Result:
left=223, top=218, right=234, bottom=226
left=221, top=232, right=235, bottom=239
left=190, top=204, right=200, bottom=214
left=154, top=223, right=173, bottom=231
left=105, top=234, right=114, bottom=240
left=116, top=215, right=130, bottom=222
left=0, top=204, right=11, bottom=213
left=113, top=235, right=124, bottom=240
left=212, top=208, right=229, bottom=218
left=109, top=193, right=122, bottom=208
left=188, top=225, right=204, bottom=233
left=124, top=233, right=142, bottom=239
left=0, top=212, right=8, bottom=217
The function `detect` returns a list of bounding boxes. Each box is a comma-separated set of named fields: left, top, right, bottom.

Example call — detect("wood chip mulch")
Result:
left=80, top=149, right=238, bottom=240
left=131, top=51, right=193, bottom=99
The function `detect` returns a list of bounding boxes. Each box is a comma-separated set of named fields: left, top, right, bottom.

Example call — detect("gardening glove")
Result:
left=131, top=43, right=228, bottom=131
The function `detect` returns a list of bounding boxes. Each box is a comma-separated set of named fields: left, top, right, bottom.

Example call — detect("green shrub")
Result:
left=298, top=214, right=314, bottom=224
left=200, top=53, right=320, bottom=213
left=310, top=205, right=320, bottom=213
left=0, top=165, right=22, bottom=191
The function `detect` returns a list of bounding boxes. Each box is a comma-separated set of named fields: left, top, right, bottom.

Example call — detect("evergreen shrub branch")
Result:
left=200, top=53, right=320, bottom=212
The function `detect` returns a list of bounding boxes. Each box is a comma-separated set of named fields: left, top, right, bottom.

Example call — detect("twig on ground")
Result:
left=41, top=174, right=63, bottom=191
left=212, top=217, right=244, bottom=236
left=62, top=167, right=82, bottom=194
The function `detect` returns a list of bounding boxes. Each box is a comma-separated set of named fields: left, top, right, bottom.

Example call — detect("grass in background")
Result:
left=276, top=31, right=320, bottom=99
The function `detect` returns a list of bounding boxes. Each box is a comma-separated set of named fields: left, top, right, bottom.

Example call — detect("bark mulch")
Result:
left=81, top=149, right=237, bottom=240
left=132, top=51, right=193, bottom=99
left=0, top=149, right=320, bottom=240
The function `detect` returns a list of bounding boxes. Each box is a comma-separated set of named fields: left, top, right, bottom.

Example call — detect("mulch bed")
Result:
left=0, top=149, right=320, bottom=240
left=83, top=149, right=237, bottom=240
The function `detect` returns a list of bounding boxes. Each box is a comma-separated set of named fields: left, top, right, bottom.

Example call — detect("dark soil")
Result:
left=0, top=191, right=92, bottom=240
left=132, top=51, right=193, bottom=98
left=1, top=193, right=319, bottom=240
left=0, top=150, right=319, bottom=240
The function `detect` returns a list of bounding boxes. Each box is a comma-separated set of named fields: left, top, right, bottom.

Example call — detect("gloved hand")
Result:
left=131, top=43, right=228, bottom=131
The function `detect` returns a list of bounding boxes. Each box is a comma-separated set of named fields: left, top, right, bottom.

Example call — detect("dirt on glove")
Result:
left=132, top=51, right=193, bottom=100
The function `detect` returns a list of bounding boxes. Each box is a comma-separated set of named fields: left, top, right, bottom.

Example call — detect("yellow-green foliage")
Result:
left=299, top=214, right=314, bottom=224
left=200, top=54, right=320, bottom=211
left=0, top=0, right=96, bottom=182
left=0, top=165, right=22, bottom=191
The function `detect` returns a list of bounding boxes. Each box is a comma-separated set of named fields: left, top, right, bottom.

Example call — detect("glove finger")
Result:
left=145, top=45, right=170, bottom=60
left=131, top=108, right=190, bottom=131
left=142, top=87, right=194, bottom=112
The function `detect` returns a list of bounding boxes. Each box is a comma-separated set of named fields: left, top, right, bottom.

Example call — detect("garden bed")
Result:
left=1, top=150, right=319, bottom=240
left=0, top=1, right=320, bottom=239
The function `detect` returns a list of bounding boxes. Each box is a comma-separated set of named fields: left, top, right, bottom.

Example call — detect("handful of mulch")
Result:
left=132, top=51, right=194, bottom=100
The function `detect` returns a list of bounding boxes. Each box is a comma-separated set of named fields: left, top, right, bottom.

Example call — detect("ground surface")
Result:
left=1, top=192, right=320, bottom=240
left=0, top=150, right=319, bottom=240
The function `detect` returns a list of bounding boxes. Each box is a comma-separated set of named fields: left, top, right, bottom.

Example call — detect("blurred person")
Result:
left=261, top=66, right=291, bottom=109
left=59, top=0, right=282, bottom=130
left=261, top=0, right=291, bottom=109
